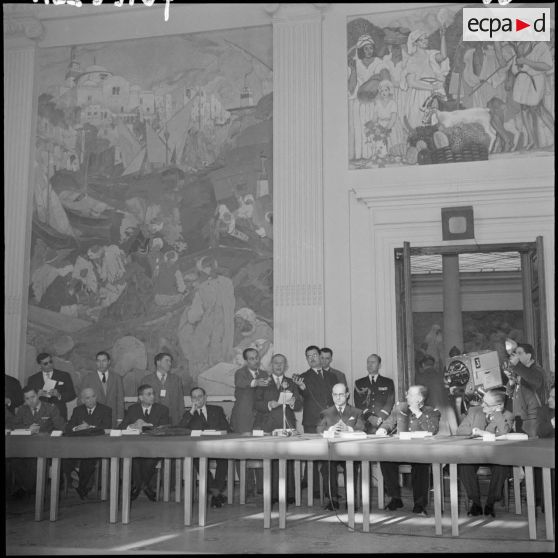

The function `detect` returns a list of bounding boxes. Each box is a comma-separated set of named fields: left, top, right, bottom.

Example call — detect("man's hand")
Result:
left=376, top=427, right=388, bottom=436
left=5, top=397, right=11, bottom=408
left=509, top=353, right=520, bottom=367
left=50, top=388, right=61, bottom=399
left=130, top=419, right=150, bottom=429
left=286, top=393, right=296, bottom=407
left=409, top=404, right=422, bottom=417
left=292, top=375, right=305, bottom=390
left=551, top=417, right=555, bottom=428
left=255, top=378, right=270, bottom=388
left=367, top=415, right=382, bottom=427
left=37, top=389, right=48, bottom=398
left=269, top=400, right=281, bottom=410
left=29, top=423, right=40, bottom=434
left=74, top=421, right=92, bottom=432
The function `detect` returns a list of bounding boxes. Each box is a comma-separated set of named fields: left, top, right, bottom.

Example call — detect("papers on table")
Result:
left=191, top=430, right=227, bottom=437
left=338, top=431, right=367, bottom=439
left=43, top=378, right=57, bottom=392
left=277, top=391, right=292, bottom=405
left=496, top=433, right=529, bottom=441
left=11, top=429, right=32, bottom=436
left=121, top=429, right=141, bottom=435
left=399, top=431, right=433, bottom=440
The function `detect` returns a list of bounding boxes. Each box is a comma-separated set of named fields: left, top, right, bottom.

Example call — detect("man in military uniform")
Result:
left=376, top=384, right=440, bottom=515
left=353, top=354, right=395, bottom=433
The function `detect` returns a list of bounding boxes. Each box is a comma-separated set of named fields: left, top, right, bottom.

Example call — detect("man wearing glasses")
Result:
left=26, top=352, right=76, bottom=421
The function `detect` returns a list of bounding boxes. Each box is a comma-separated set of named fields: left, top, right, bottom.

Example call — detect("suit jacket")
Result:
left=80, top=370, right=125, bottom=427
left=66, top=402, right=113, bottom=434
left=324, top=367, right=347, bottom=386
left=26, top=369, right=76, bottom=421
left=120, top=402, right=170, bottom=429
left=14, top=401, right=65, bottom=432
left=254, top=376, right=303, bottom=432
left=230, top=366, right=269, bottom=433
left=316, top=404, right=365, bottom=434
left=177, top=404, right=231, bottom=432
left=456, top=405, right=514, bottom=436
left=5, top=374, right=23, bottom=415
left=299, top=368, right=338, bottom=428
left=536, top=405, right=555, bottom=438
left=354, top=374, right=395, bottom=432
left=382, top=401, right=440, bottom=434
left=140, top=372, right=184, bottom=426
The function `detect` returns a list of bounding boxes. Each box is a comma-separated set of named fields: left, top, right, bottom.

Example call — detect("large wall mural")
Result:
left=27, top=27, right=273, bottom=398
left=348, top=5, right=554, bottom=169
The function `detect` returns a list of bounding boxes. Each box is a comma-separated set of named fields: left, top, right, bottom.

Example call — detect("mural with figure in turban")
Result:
left=26, top=26, right=273, bottom=399
left=348, top=4, right=554, bottom=169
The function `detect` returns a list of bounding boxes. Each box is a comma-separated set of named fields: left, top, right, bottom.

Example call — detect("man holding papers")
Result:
left=457, top=388, right=514, bottom=518
left=376, top=385, right=440, bottom=515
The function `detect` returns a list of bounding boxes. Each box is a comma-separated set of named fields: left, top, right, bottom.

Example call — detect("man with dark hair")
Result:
left=457, top=388, right=514, bottom=517
left=230, top=347, right=270, bottom=433
left=26, top=352, right=76, bottom=421
left=63, top=387, right=112, bottom=500
left=11, top=386, right=65, bottom=498
left=377, top=385, right=441, bottom=515
left=80, top=351, right=124, bottom=428
left=354, top=353, right=395, bottom=434
left=120, top=384, right=170, bottom=502
left=319, top=348, right=347, bottom=386
left=178, top=387, right=231, bottom=508
left=505, top=342, right=547, bottom=437
left=141, top=352, right=184, bottom=425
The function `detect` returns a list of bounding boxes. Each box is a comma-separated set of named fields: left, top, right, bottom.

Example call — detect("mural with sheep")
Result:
left=347, top=5, right=554, bottom=169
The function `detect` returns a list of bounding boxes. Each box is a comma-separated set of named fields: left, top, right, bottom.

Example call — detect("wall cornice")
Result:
left=3, top=14, right=44, bottom=43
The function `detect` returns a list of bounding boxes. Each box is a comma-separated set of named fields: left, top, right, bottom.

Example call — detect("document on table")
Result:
left=43, top=378, right=57, bottom=392
left=277, top=391, right=292, bottom=405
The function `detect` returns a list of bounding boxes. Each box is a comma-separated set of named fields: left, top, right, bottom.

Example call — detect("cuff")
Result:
left=380, top=409, right=390, bottom=416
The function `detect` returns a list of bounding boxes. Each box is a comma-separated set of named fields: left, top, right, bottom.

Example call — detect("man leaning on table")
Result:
left=456, top=388, right=514, bottom=518
left=376, top=384, right=440, bottom=515
left=316, top=383, right=366, bottom=511
left=10, top=385, right=66, bottom=499
left=120, top=384, right=170, bottom=502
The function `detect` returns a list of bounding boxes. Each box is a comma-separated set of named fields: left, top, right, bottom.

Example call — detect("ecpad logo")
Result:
left=463, top=8, right=550, bottom=41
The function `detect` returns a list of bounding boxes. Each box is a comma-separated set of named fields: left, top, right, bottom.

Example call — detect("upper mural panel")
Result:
left=29, top=27, right=273, bottom=399
left=347, top=5, right=554, bottom=169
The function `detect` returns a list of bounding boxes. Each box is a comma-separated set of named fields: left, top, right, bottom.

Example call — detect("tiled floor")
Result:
left=5, top=484, right=555, bottom=554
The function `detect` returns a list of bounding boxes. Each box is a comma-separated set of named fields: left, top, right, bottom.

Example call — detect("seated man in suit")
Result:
left=178, top=386, right=231, bottom=508
left=63, top=387, right=112, bottom=500
left=120, top=384, right=170, bottom=502
left=317, top=383, right=365, bottom=510
left=26, top=352, right=76, bottom=421
left=456, top=388, right=514, bottom=517
left=254, top=353, right=303, bottom=505
left=377, top=384, right=440, bottom=515
left=11, top=385, right=65, bottom=499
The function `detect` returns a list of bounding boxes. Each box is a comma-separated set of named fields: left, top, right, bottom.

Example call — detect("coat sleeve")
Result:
left=161, top=405, right=171, bottom=426
left=489, top=410, right=514, bottom=435
left=100, top=407, right=113, bottom=430
left=456, top=411, right=474, bottom=435
left=536, top=407, right=555, bottom=438
left=381, top=405, right=399, bottom=434
left=254, top=386, right=270, bottom=414
left=235, top=368, right=253, bottom=389
left=177, top=410, right=192, bottom=429
left=217, top=406, right=231, bottom=432
left=66, top=407, right=82, bottom=433
left=513, top=363, right=544, bottom=390
left=353, top=380, right=367, bottom=411
left=316, top=410, right=329, bottom=434
left=58, top=371, right=76, bottom=403
left=290, top=384, right=303, bottom=412
left=120, top=407, right=134, bottom=429
left=352, top=410, right=366, bottom=432
left=380, top=379, right=395, bottom=417
left=50, top=405, right=66, bottom=431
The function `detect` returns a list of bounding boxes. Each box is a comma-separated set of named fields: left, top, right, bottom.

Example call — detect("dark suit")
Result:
left=380, top=402, right=441, bottom=508
left=535, top=404, right=555, bottom=508
left=323, top=367, right=347, bottom=386
left=26, top=369, right=76, bottom=421
left=299, top=368, right=337, bottom=432
left=317, top=404, right=365, bottom=502
left=178, top=405, right=231, bottom=495
left=80, top=370, right=125, bottom=427
left=354, top=374, right=395, bottom=433
left=230, top=366, right=269, bottom=433
left=121, top=402, right=170, bottom=490
left=456, top=406, right=514, bottom=506
left=5, top=374, right=23, bottom=415
left=63, top=403, right=112, bottom=493
left=141, top=372, right=184, bottom=426
left=254, top=376, right=303, bottom=500
left=12, top=402, right=65, bottom=493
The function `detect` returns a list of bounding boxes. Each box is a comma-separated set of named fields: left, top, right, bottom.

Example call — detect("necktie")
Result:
left=276, top=377, right=281, bottom=390
left=318, top=369, right=323, bottom=379
left=88, top=409, right=93, bottom=416
left=101, top=372, right=106, bottom=384
left=337, top=406, right=343, bottom=415
left=195, top=410, right=201, bottom=417
left=32, top=408, right=37, bottom=417
left=161, top=374, right=166, bottom=385
left=144, top=408, right=149, bottom=419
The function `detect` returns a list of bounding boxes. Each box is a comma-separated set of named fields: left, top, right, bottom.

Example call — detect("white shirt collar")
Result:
left=369, top=373, right=378, bottom=381
left=87, top=405, right=96, bottom=414
left=312, top=368, right=321, bottom=374
left=98, top=369, right=108, bottom=376
left=141, top=404, right=152, bottom=411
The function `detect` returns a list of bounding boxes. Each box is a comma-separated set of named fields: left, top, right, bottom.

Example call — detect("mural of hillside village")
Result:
left=348, top=4, right=554, bottom=169
left=27, top=27, right=273, bottom=398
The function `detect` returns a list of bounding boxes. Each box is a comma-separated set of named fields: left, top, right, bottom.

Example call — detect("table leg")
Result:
left=263, top=459, right=271, bottom=529
left=35, top=457, right=47, bottom=522
left=524, top=466, right=536, bottom=540
left=307, top=461, right=314, bottom=507
left=514, top=467, right=522, bottom=515
left=239, top=459, right=246, bottom=505
left=279, top=459, right=287, bottom=529
left=376, top=463, right=384, bottom=510
left=121, top=458, right=132, bottom=524
left=361, top=461, right=370, bottom=533
left=175, top=459, right=181, bottom=503
left=346, top=460, right=355, bottom=530
left=432, top=463, right=442, bottom=536
left=449, top=463, right=458, bottom=537
left=542, top=468, right=554, bottom=541
left=183, top=457, right=193, bottom=526
left=163, top=458, right=171, bottom=502
left=294, top=460, right=301, bottom=506
left=101, top=459, right=109, bottom=501
left=227, top=460, right=234, bottom=504
left=49, top=457, right=60, bottom=521
left=198, top=457, right=207, bottom=527
left=109, top=457, right=119, bottom=524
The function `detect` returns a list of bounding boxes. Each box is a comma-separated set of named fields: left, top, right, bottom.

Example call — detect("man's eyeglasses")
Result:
left=41, top=360, right=53, bottom=365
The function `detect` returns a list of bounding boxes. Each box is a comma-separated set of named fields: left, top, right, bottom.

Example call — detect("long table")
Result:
left=5, top=433, right=554, bottom=540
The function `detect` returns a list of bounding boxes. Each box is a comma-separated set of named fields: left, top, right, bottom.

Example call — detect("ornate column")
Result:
left=3, top=10, right=43, bottom=381
left=269, top=4, right=328, bottom=372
